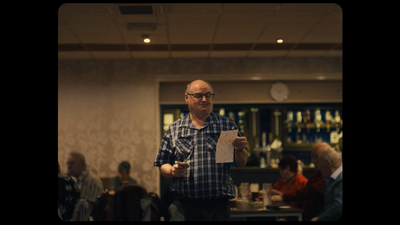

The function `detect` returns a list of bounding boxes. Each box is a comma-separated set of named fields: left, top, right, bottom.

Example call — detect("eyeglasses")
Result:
left=186, top=93, right=214, bottom=100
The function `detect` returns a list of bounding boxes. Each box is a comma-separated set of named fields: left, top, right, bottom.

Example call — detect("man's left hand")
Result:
left=232, top=136, right=247, bottom=151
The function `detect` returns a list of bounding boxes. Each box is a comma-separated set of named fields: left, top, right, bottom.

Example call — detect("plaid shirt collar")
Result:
left=179, top=112, right=219, bottom=128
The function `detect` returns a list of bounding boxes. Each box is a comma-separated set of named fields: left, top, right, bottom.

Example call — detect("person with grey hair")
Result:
left=108, top=161, right=138, bottom=194
left=66, top=151, right=103, bottom=213
left=311, top=148, right=342, bottom=221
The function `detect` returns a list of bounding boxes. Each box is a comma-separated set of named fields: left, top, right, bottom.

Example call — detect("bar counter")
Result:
left=230, top=166, right=317, bottom=187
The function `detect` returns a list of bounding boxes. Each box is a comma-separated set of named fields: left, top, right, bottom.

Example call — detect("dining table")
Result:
left=230, top=200, right=303, bottom=221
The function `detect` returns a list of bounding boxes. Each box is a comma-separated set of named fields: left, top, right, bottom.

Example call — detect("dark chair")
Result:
left=91, top=191, right=110, bottom=221
left=106, top=184, right=148, bottom=221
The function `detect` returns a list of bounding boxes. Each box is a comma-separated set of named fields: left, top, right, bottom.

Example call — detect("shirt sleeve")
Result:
left=283, top=177, right=324, bottom=202
left=273, top=178, right=286, bottom=193
left=153, top=128, right=175, bottom=167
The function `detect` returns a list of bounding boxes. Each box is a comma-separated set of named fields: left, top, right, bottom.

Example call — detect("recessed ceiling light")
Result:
left=141, top=34, right=150, bottom=43
left=277, top=38, right=283, bottom=43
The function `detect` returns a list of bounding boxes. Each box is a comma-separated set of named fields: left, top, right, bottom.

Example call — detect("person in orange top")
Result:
left=271, top=155, right=308, bottom=209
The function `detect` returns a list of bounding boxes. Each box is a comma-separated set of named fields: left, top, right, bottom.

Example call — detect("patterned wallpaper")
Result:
left=58, top=60, right=158, bottom=193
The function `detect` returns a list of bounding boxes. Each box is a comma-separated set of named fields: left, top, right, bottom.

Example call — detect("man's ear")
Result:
left=326, top=160, right=332, bottom=167
left=184, top=94, right=189, bottom=103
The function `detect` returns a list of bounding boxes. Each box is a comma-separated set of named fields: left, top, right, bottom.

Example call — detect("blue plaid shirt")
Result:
left=154, top=112, right=240, bottom=199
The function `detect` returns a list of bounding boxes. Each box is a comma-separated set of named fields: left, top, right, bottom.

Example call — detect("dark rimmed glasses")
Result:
left=186, top=93, right=214, bottom=100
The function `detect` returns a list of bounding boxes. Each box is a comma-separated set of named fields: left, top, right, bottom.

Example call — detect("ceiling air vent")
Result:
left=118, top=5, right=153, bottom=15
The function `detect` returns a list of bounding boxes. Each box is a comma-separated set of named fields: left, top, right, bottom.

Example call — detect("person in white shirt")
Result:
left=67, top=151, right=103, bottom=213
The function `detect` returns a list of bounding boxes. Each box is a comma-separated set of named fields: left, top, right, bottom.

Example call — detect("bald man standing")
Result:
left=154, top=80, right=248, bottom=221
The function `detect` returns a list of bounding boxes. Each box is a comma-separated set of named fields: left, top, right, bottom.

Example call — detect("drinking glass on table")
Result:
left=250, top=183, right=260, bottom=202
left=240, top=182, right=249, bottom=202
left=262, top=183, right=272, bottom=207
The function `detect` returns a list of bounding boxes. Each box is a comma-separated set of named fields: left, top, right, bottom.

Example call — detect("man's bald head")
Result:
left=311, top=142, right=333, bottom=169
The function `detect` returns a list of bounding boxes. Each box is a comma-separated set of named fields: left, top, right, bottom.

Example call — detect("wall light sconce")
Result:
left=142, top=34, right=150, bottom=43
left=277, top=38, right=283, bottom=43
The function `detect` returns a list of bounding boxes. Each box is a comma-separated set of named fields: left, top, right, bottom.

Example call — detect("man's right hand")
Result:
left=171, top=163, right=189, bottom=178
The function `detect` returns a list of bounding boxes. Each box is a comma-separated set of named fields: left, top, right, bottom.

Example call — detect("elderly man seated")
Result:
left=311, top=148, right=342, bottom=221
left=66, top=151, right=103, bottom=213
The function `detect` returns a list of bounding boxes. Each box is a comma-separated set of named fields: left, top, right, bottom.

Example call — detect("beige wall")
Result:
left=58, top=60, right=159, bottom=193
left=58, top=57, right=341, bottom=195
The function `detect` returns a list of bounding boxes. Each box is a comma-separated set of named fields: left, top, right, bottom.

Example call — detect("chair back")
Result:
left=91, top=191, right=110, bottom=221
left=106, top=184, right=148, bottom=221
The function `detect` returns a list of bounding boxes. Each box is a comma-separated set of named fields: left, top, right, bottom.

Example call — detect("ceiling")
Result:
left=58, top=3, right=342, bottom=60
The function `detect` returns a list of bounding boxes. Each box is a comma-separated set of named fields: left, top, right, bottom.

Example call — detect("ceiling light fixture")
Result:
left=277, top=38, right=283, bottom=43
left=141, top=34, right=150, bottom=43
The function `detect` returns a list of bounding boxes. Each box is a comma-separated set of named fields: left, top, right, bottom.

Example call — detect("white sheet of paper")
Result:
left=216, top=129, right=238, bottom=163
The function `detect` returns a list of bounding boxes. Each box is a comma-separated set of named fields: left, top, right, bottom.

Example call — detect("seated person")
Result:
left=272, top=142, right=330, bottom=221
left=108, top=161, right=137, bottom=194
left=271, top=155, right=308, bottom=208
left=58, top=162, right=80, bottom=221
left=67, top=151, right=103, bottom=213
left=311, top=148, right=342, bottom=221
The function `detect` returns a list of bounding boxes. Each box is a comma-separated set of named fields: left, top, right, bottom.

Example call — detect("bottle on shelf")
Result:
left=260, top=132, right=271, bottom=167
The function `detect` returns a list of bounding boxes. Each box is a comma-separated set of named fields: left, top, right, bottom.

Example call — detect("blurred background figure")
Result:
left=273, top=142, right=330, bottom=221
left=66, top=151, right=103, bottom=213
left=311, top=148, right=342, bottom=221
left=335, top=136, right=342, bottom=153
left=108, top=161, right=138, bottom=194
left=270, top=155, right=308, bottom=208
left=58, top=162, right=80, bottom=221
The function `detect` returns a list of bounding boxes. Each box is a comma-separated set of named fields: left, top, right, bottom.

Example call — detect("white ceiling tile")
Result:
left=79, top=35, right=125, bottom=44
left=263, top=22, right=315, bottom=35
left=169, top=34, right=213, bottom=44
left=59, top=13, right=114, bottom=26
left=58, top=35, right=80, bottom=44
left=169, top=24, right=216, bottom=35
left=219, top=12, right=274, bottom=24
left=223, top=3, right=280, bottom=11
left=67, top=23, right=120, bottom=36
left=301, top=34, right=342, bottom=43
left=114, top=14, right=159, bottom=24
left=167, top=3, right=222, bottom=12
left=310, top=22, right=342, bottom=35
left=279, top=3, right=336, bottom=12
left=59, top=3, right=111, bottom=13
left=274, top=11, right=326, bottom=23
left=216, top=23, right=265, bottom=35
left=322, top=11, right=342, bottom=23
left=167, top=12, right=220, bottom=24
